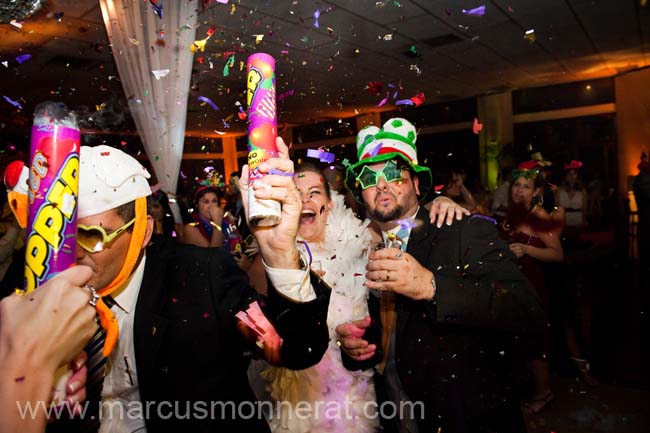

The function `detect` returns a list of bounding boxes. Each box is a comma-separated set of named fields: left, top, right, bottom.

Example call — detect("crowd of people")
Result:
left=0, top=116, right=641, bottom=433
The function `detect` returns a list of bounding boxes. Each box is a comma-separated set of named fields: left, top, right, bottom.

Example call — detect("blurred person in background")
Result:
left=181, top=186, right=225, bottom=248
left=502, top=158, right=564, bottom=414
left=442, top=167, right=478, bottom=212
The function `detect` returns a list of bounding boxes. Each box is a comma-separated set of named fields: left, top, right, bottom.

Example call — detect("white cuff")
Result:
left=263, top=258, right=315, bottom=302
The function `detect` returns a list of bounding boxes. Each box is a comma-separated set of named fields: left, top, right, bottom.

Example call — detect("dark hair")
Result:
left=295, top=161, right=331, bottom=200
left=193, top=186, right=221, bottom=205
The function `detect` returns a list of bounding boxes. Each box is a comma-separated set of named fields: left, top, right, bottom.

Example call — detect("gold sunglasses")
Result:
left=77, top=218, right=136, bottom=253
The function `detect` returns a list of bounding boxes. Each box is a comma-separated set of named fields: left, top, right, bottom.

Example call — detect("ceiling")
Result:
left=0, top=0, right=649, bottom=139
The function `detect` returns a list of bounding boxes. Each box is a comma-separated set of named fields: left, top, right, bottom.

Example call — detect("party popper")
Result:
left=246, top=52, right=281, bottom=226
left=24, top=102, right=80, bottom=292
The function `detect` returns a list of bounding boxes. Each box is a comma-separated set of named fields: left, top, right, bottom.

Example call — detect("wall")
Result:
left=615, top=68, right=650, bottom=196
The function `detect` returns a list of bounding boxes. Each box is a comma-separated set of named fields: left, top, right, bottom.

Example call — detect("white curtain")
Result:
left=99, top=0, right=197, bottom=195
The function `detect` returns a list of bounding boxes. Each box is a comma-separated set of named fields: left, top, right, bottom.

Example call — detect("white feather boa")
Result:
left=262, top=191, right=378, bottom=433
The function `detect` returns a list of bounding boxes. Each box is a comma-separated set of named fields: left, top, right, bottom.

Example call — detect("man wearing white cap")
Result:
left=57, top=142, right=330, bottom=433
left=337, top=118, right=546, bottom=433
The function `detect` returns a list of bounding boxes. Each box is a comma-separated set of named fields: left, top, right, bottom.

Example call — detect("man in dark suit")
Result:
left=55, top=141, right=330, bottom=433
left=337, top=118, right=546, bottom=433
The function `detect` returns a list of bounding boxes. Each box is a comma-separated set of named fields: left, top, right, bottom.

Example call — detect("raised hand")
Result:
left=238, top=137, right=303, bottom=269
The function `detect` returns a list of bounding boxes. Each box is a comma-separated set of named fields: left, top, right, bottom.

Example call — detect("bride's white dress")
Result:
left=262, top=191, right=379, bottom=433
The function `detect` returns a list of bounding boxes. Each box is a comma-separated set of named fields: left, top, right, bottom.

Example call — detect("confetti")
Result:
left=213, top=130, right=226, bottom=135
left=410, top=64, right=422, bottom=75
left=383, top=34, right=393, bottom=41
left=278, top=89, right=295, bottom=101
left=151, top=69, right=170, bottom=80
left=191, top=37, right=208, bottom=53
left=223, top=54, right=235, bottom=76
left=307, top=148, right=335, bottom=163
left=129, top=38, right=140, bottom=46
left=254, top=34, right=264, bottom=44
left=2, top=96, right=23, bottom=110
left=470, top=214, right=497, bottom=224
left=269, top=168, right=296, bottom=177
left=15, top=54, right=31, bottom=64
left=368, top=142, right=383, bottom=157
left=367, top=81, right=383, bottom=94
left=396, top=218, right=416, bottom=230
left=472, top=117, right=483, bottom=134
left=377, top=92, right=389, bottom=107
left=313, top=9, right=321, bottom=28
left=395, top=92, right=425, bottom=107
left=198, top=96, right=219, bottom=111
left=9, top=20, right=23, bottom=29
left=1, top=61, right=8, bottom=68
left=462, top=5, right=486, bottom=16
left=150, top=0, right=163, bottom=19
left=235, top=101, right=246, bottom=120
left=231, top=3, right=236, bottom=14
left=405, top=45, right=419, bottom=57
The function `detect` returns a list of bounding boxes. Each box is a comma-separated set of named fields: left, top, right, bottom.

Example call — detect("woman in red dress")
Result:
left=502, top=159, right=564, bottom=414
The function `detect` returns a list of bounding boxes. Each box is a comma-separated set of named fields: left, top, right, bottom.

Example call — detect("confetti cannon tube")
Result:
left=246, top=53, right=281, bottom=226
left=24, top=103, right=80, bottom=293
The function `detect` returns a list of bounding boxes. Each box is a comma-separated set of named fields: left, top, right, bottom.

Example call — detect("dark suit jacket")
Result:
left=50, top=235, right=329, bottom=433
left=345, top=209, right=545, bottom=433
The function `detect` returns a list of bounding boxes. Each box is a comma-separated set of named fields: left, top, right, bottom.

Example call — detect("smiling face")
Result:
left=360, top=161, right=420, bottom=227
left=295, top=170, right=332, bottom=243
left=511, top=176, right=540, bottom=207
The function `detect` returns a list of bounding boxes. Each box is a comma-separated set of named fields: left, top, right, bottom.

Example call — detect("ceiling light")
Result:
left=0, top=0, right=44, bottom=24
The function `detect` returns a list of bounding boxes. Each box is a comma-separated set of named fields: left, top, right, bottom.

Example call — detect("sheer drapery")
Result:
left=99, top=0, right=197, bottom=195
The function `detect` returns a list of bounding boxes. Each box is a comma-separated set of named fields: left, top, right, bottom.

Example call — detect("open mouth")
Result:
left=377, top=193, right=394, bottom=207
left=300, top=209, right=316, bottom=224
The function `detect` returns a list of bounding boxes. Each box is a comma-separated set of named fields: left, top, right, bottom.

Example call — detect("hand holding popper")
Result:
left=23, top=102, right=83, bottom=407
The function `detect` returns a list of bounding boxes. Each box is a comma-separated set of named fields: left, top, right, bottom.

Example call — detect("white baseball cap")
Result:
left=78, top=145, right=151, bottom=218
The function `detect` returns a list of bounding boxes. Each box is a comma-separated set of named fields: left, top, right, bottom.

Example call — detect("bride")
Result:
left=262, top=161, right=378, bottom=432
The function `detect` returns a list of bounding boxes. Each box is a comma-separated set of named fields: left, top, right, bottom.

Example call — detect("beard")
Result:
left=367, top=202, right=406, bottom=223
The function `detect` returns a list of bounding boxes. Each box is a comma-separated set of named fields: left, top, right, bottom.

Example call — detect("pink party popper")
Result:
left=24, top=102, right=80, bottom=293
left=246, top=53, right=281, bottom=226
